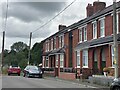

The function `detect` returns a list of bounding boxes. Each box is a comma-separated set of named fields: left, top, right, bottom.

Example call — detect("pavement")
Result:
left=44, top=76, right=110, bottom=89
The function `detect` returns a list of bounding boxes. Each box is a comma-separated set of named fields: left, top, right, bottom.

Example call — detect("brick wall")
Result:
left=59, top=72, right=76, bottom=80
left=72, top=29, right=79, bottom=68
left=87, top=22, right=93, bottom=41
left=105, top=15, right=113, bottom=36
left=64, top=32, right=69, bottom=67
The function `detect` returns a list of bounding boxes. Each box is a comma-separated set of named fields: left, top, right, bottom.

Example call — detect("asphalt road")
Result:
left=2, top=76, right=97, bottom=88
left=2, top=76, right=110, bottom=90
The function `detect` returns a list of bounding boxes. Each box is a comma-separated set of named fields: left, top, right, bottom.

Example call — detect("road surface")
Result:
left=2, top=76, right=109, bottom=89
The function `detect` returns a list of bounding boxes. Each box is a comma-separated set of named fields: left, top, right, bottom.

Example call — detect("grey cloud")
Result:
left=6, top=2, right=66, bottom=23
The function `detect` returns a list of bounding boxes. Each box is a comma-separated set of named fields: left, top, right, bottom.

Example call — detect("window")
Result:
left=54, top=37, right=56, bottom=50
left=46, top=56, right=49, bottom=67
left=76, top=51, right=80, bottom=68
left=59, top=35, right=64, bottom=48
left=84, top=27, right=87, bottom=41
left=56, top=55, right=58, bottom=67
left=79, top=29, right=82, bottom=42
left=61, top=35, right=64, bottom=47
left=51, top=39, right=53, bottom=50
left=42, top=56, right=45, bottom=68
left=111, top=46, right=115, bottom=67
left=45, top=42, right=47, bottom=52
left=82, top=50, right=88, bottom=67
left=47, top=41, right=49, bottom=51
left=59, top=36, right=61, bottom=48
left=93, top=21, right=97, bottom=39
left=60, top=54, right=64, bottom=67
left=117, top=13, right=119, bottom=33
left=100, top=18, right=105, bottom=37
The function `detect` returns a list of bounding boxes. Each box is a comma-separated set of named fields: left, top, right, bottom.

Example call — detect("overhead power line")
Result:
left=32, top=0, right=77, bottom=33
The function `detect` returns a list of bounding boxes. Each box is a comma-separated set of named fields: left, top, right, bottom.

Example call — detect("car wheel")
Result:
left=18, top=74, right=20, bottom=76
left=113, top=86, right=120, bottom=90
left=8, top=73, right=10, bottom=76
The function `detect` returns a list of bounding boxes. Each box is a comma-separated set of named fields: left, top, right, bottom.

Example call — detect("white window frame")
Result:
left=59, top=35, right=64, bottom=48
left=92, top=21, right=97, bottom=39
left=51, top=39, right=53, bottom=50
left=45, top=42, right=47, bottom=52
left=79, top=28, right=82, bottom=42
left=82, top=50, right=88, bottom=68
left=60, top=54, right=64, bottom=68
left=42, top=56, right=45, bottom=68
left=46, top=56, right=49, bottom=68
left=59, top=36, right=61, bottom=48
left=54, top=37, right=56, bottom=50
left=56, top=55, right=58, bottom=67
left=100, top=18, right=105, bottom=37
left=61, top=35, right=64, bottom=47
left=47, top=41, right=49, bottom=51
left=76, top=51, right=80, bottom=68
left=83, top=27, right=87, bottom=41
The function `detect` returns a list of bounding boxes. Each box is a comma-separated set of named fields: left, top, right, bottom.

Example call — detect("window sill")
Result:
left=82, top=66, right=89, bottom=68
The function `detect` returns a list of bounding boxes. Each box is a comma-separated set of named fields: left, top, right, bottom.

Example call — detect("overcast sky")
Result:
left=0, top=0, right=116, bottom=52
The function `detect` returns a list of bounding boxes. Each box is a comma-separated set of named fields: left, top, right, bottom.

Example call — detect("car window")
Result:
left=25, top=66, right=38, bottom=70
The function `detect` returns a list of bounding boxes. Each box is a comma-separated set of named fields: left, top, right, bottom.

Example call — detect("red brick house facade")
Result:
left=42, top=1, right=120, bottom=79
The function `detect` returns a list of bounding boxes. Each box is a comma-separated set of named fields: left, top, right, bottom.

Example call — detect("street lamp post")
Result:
left=113, top=0, right=119, bottom=80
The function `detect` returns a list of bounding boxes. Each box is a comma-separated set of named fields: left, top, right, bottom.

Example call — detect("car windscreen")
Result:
left=28, top=66, right=38, bottom=71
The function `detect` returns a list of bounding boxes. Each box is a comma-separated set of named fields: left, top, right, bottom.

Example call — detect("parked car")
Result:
left=8, top=65, right=21, bottom=76
left=110, top=78, right=120, bottom=90
left=23, top=65, right=43, bottom=78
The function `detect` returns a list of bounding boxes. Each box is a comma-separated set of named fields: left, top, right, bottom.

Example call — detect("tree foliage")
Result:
left=3, top=41, right=43, bottom=70
left=31, top=42, right=43, bottom=65
left=11, top=42, right=28, bottom=52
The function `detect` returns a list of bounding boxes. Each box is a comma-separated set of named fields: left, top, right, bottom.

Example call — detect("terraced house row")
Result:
left=42, top=1, right=120, bottom=80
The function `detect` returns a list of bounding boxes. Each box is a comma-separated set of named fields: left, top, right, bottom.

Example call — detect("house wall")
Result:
left=72, top=29, right=79, bottom=68
left=64, top=32, right=69, bottom=67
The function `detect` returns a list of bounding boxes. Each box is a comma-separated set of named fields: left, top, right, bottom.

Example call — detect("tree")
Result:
left=11, top=42, right=28, bottom=52
left=31, top=42, right=43, bottom=65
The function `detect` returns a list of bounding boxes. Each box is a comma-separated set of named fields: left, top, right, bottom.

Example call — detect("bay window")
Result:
left=82, top=50, right=88, bottom=67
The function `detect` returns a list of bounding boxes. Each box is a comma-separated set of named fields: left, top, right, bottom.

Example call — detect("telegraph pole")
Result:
left=113, top=0, right=118, bottom=79
left=1, top=31, right=5, bottom=70
left=28, top=32, right=32, bottom=65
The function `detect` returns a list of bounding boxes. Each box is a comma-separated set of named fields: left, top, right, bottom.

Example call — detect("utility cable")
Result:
left=32, top=0, right=77, bottom=33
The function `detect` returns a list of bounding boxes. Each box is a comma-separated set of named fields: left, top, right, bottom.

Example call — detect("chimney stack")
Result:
left=58, top=25, right=67, bottom=31
left=86, top=4, right=94, bottom=17
left=86, top=1, right=106, bottom=17
left=93, top=1, right=106, bottom=13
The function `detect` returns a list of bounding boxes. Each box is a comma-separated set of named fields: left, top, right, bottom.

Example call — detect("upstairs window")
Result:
left=93, top=21, right=97, bottom=39
left=100, top=18, right=105, bottom=37
left=59, top=35, right=64, bottom=48
left=83, top=27, right=87, bottom=41
left=54, top=37, right=56, bottom=50
left=51, top=39, right=53, bottom=50
left=79, top=28, right=82, bottom=42
left=47, top=41, right=49, bottom=51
